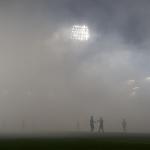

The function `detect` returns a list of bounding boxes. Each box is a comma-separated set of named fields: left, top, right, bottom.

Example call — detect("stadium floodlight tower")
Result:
left=71, top=25, right=90, bottom=41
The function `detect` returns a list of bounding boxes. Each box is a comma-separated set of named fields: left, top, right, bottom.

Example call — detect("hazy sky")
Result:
left=0, top=0, right=150, bottom=133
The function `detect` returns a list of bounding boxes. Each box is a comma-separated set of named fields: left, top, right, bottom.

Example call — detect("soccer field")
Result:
left=0, top=133, right=150, bottom=150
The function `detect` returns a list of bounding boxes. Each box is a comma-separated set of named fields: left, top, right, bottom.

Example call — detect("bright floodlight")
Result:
left=71, top=25, right=90, bottom=41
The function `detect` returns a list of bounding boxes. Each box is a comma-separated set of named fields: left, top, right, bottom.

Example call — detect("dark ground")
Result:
left=0, top=133, right=150, bottom=149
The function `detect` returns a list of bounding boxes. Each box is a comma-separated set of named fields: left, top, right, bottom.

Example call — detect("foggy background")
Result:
left=0, top=0, right=150, bottom=134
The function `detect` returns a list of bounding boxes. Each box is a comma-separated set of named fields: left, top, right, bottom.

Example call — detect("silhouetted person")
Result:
left=90, top=116, right=95, bottom=132
left=122, top=119, right=127, bottom=133
left=97, top=117, right=104, bottom=133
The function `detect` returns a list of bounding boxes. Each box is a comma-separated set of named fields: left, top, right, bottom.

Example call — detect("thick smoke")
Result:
left=0, top=0, right=150, bottom=133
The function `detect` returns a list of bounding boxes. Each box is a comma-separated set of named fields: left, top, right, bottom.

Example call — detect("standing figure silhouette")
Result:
left=122, top=119, right=127, bottom=133
left=97, top=117, right=104, bottom=133
left=90, top=116, right=95, bottom=132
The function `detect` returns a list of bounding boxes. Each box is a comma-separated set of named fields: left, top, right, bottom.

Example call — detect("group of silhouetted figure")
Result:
left=90, top=116, right=127, bottom=133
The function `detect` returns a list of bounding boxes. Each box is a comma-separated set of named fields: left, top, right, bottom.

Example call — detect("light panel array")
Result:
left=71, top=25, right=90, bottom=41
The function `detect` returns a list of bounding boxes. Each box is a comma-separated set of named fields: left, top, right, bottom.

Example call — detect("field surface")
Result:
left=0, top=133, right=150, bottom=149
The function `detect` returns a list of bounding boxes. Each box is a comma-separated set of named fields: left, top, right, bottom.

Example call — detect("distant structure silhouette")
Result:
left=90, top=116, right=95, bottom=132
left=76, top=121, right=80, bottom=131
left=97, top=117, right=104, bottom=133
left=2, top=120, right=6, bottom=129
left=22, top=120, right=25, bottom=130
left=122, top=119, right=127, bottom=133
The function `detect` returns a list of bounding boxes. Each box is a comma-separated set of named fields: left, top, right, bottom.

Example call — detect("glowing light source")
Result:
left=127, top=80, right=135, bottom=86
left=71, top=25, right=90, bottom=41
left=146, top=77, right=150, bottom=81
left=132, top=86, right=140, bottom=90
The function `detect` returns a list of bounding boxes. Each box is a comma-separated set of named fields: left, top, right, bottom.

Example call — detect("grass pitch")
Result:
left=0, top=133, right=150, bottom=149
